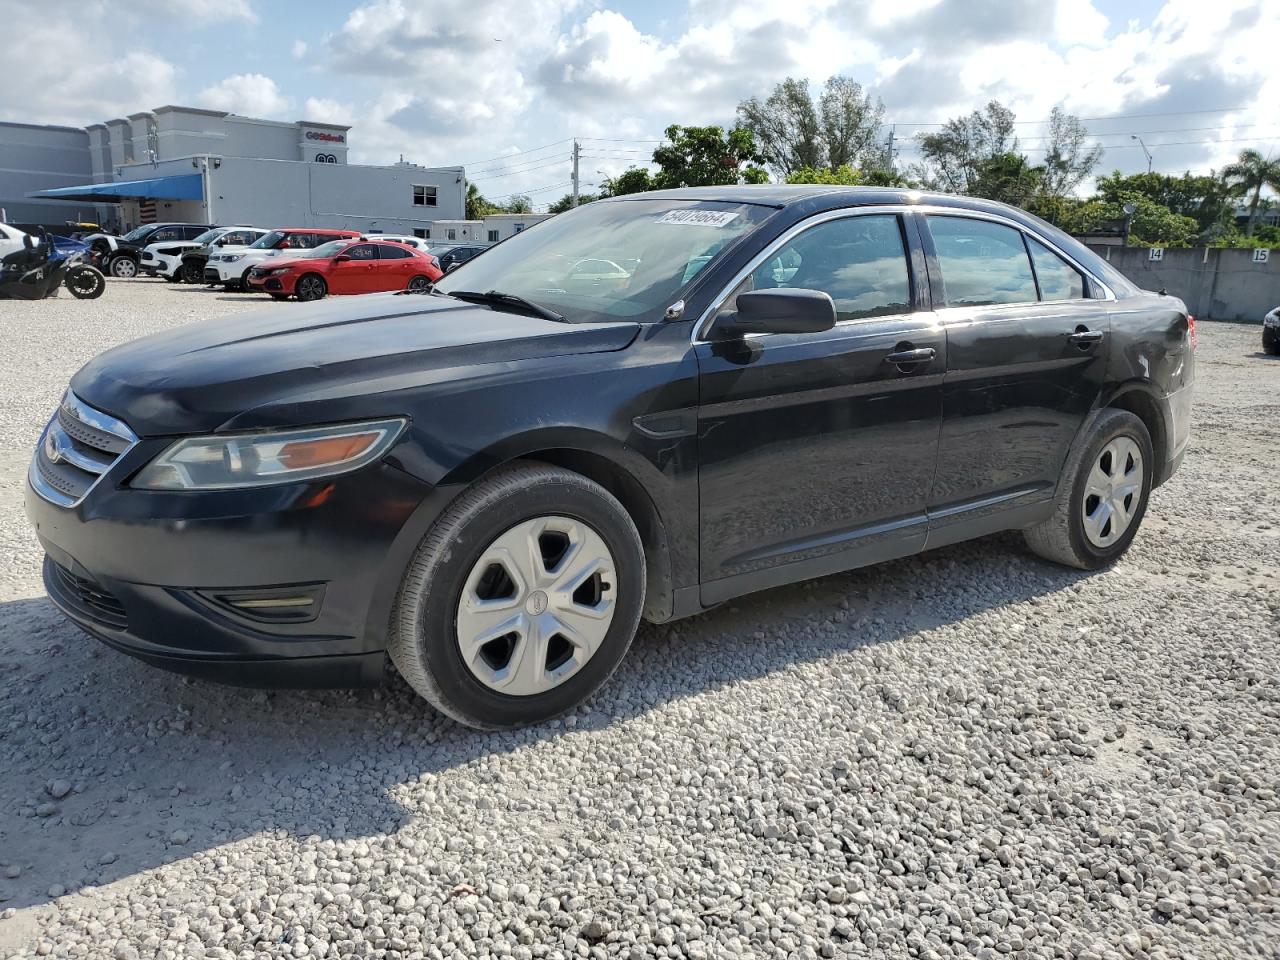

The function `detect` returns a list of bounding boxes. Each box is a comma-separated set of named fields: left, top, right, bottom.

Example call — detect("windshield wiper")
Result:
left=444, top=289, right=566, bottom=323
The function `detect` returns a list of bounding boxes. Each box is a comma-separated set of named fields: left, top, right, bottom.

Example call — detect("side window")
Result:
left=928, top=216, right=1038, bottom=306
left=1027, top=237, right=1085, bottom=301
left=183, top=226, right=206, bottom=240
left=345, top=243, right=379, bottom=260
left=378, top=244, right=411, bottom=259
left=487, top=229, right=499, bottom=242
left=152, top=228, right=179, bottom=242
left=740, top=214, right=911, bottom=322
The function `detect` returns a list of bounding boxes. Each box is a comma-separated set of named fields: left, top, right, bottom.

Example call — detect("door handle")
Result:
left=884, top=347, right=935, bottom=366
left=1069, top=327, right=1104, bottom=346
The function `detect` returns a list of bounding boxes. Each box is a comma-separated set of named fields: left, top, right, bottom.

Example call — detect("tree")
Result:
left=465, top=182, right=499, bottom=220
left=915, top=101, right=1018, bottom=194
left=1095, top=171, right=1234, bottom=237
left=787, top=165, right=862, bottom=185
left=738, top=75, right=886, bottom=176
left=969, top=152, right=1043, bottom=207
left=649, top=125, right=769, bottom=189
left=601, top=167, right=654, bottom=196
left=501, top=195, right=532, bottom=214
left=820, top=76, right=887, bottom=171
left=1040, top=106, right=1103, bottom=199
left=547, top=192, right=602, bottom=214
left=1221, top=149, right=1280, bottom=235
left=1033, top=193, right=1198, bottom=247
left=737, top=78, right=823, bottom=176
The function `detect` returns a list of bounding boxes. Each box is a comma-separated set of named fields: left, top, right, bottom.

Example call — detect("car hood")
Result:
left=70, top=294, right=641, bottom=436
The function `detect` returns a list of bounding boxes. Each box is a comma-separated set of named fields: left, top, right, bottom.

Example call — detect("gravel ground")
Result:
left=0, top=280, right=1277, bottom=960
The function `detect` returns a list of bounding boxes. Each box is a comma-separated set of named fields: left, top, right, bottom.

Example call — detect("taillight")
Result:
left=1187, top=314, right=1197, bottom=350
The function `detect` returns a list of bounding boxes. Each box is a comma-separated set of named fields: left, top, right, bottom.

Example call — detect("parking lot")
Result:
left=0, top=281, right=1277, bottom=958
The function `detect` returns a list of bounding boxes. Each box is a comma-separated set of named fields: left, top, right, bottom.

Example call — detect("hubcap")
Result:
left=113, top=259, right=135, bottom=278
left=300, top=278, right=322, bottom=298
left=1082, top=436, right=1144, bottom=548
left=455, top=516, right=617, bottom=697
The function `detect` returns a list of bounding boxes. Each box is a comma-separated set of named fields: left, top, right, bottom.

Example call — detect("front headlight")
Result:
left=222, top=254, right=245, bottom=263
left=265, top=266, right=294, bottom=275
left=132, top=419, right=407, bottom=491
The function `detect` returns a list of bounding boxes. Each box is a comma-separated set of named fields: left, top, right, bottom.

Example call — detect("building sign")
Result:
left=1148, top=247, right=1164, bottom=262
left=313, top=154, right=338, bottom=163
left=1252, top=248, right=1270, bottom=264
left=305, top=131, right=346, bottom=143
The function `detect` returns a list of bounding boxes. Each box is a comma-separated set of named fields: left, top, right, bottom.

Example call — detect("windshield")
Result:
left=435, top=198, right=775, bottom=322
left=250, top=231, right=286, bottom=249
left=307, top=240, right=350, bottom=259
left=121, top=225, right=154, bottom=242
left=192, top=228, right=225, bottom=244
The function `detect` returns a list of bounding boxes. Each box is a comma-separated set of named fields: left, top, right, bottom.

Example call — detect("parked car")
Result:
left=1263, top=306, right=1279, bottom=355
left=203, top=228, right=360, bottom=291
left=177, top=227, right=271, bottom=284
left=246, top=239, right=442, bottom=300
left=364, top=234, right=429, bottom=250
left=25, top=187, right=1195, bottom=729
left=429, top=243, right=490, bottom=272
left=140, top=226, right=267, bottom=283
left=98, top=224, right=212, bottom=279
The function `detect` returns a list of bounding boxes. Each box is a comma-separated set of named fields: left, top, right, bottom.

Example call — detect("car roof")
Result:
left=274, top=227, right=359, bottom=234
left=597, top=185, right=1039, bottom=216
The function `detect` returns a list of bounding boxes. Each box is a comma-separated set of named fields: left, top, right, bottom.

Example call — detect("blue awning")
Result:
left=29, top=174, right=205, bottom=203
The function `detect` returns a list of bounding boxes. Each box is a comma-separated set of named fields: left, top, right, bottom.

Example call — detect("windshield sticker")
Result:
left=656, top=210, right=740, bottom=227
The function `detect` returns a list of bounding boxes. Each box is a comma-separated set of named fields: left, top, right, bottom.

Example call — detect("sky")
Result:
left=2, top=0, right=1277, bottom=211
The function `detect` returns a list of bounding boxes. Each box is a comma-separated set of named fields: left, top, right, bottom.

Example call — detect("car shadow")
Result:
left=0, top=532, right=1091, bottom=912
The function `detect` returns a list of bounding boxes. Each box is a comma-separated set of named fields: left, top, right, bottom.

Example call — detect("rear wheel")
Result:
left=1264, top=328, right=1280, bottom=356
left=407, top=275, right=433, bottom=293
left=1024, top=409, right=1153, bottom=570
left=109, top=256, right=137, bottom=279
left=65, top=265, right=105, bottom=300
left=388, top=464, right=645, bottom=729
left=238, top=268, right=256, bottom=292
left=295, top=273, right=327, bottom=302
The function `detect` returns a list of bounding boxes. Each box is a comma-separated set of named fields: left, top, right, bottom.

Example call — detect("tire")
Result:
left=407, top=274, right=433, bottom=293
left=65, top=265, right=105, bottom=300
left=182, top=262, right=205, bottom=284
left=295, top=273, right=327, bottom=302
left=388, top=463, right=646, bottom=729
left=1264, top=329, right=1280, bottom=356
left=163, top=271, right=181, bottom=283
left=108, top=256, right=137, bottom=279
left=238, top=269, right=256, bottom=293
left=1023, top=409, right=1154, bottom=570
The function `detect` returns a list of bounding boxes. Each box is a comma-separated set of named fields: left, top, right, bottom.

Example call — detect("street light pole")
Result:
left=571, top=140, right=580, bottom=209
left=1131, top=135, right=1153, bottom=174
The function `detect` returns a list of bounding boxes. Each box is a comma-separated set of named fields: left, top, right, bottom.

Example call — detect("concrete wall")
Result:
left=0, top=121, right=96, bottom=228
left=482, top=213, right=552, bottom=242
left=194, top=156, right=465, bottom=232
left=1087, top=245, right=1280, bottom=322
left=152, top=107, right=350, bottom=165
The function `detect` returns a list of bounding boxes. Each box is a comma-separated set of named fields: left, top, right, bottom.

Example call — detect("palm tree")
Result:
left=1222, top=149, right=1280, bottom=236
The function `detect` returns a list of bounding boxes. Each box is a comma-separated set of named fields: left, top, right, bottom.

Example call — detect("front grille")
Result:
left=30, top=391, right=137, bottom=508
left=49, top=560, right=128, bottom=628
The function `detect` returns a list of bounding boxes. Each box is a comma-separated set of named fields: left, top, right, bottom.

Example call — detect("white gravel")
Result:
left=0, top=279, right=1277, bottom=959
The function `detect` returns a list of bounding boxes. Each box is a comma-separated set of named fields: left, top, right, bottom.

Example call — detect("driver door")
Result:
left=694, top=211, right=945, bottom=603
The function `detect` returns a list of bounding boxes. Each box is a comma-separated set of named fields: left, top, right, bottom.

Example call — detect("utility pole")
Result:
left=571, top=140, right=580, bottom=209
left=886, top=125, right=896, bottom=172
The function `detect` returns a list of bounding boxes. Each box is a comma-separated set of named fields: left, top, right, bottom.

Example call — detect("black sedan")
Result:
left=26, top=187, right=1195, bottom=729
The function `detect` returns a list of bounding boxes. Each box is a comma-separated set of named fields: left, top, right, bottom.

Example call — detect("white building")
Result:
left=482, top=213, right=552, bottom=243
left=4, top=106, right=466, bottom=234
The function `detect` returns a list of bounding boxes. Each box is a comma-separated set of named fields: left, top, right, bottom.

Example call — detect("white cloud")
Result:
left=136, top=0, right=258, bottom=23
left=196, top=74, right=293, bottom=118
left=292, top=40, right=308, bottom=59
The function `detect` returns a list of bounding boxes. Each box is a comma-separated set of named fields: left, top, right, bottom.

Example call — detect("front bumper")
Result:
left=204, top=260, right=243, bottom=283
left=26, top=447, right=434, bottom=688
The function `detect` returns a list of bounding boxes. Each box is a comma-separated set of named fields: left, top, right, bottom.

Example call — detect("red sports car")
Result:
left=248, top=239, right=443, bottom=301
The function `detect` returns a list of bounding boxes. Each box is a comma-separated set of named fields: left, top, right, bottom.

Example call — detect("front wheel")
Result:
left=108, top=256, right=137, bottom=279
left=294, top=273, right=327, bottom=302
left=181, top=262, right=204, bottom=284
left=1264, top=329, right=1280, bottom=356
left=65, top=265, right=105, bottom=300
left=388, top=464, right=646, bottom=729
left=1024, top=409, right=1153, bottom=570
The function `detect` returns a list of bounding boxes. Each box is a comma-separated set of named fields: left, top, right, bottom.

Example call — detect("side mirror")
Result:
left=334, top=254, right=351, bottom=263
left=446, top=262, right=461, bottom=273
left=712, top=288, right=837, bottom=338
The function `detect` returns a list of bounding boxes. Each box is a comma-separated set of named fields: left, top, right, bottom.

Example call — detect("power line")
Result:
left=469, top=156, right=570, bottom=182
left=457, top=138, right=572, bottom=167
left=888, top=105, right=1256, bottom=128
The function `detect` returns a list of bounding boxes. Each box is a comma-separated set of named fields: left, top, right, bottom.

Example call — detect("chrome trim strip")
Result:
left=29, top=451, right=77, bottom=508
left=46, top=420, right=115, bottom=473
left=691, top=202, right=1116, bottom=343
left=61, top=390, right=137, bottom=443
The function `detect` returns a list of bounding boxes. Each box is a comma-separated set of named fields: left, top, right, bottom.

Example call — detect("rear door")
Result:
left=919, top=212, right=1111, bottom=547
left=695, top=209, right=944, bottom=601
left=375, top=243, right=415, bottom=290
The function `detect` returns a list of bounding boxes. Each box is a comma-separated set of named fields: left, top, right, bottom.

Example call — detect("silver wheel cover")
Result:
left=1082, top=436, right=1144, bottom=548
left=455, top=516, right=617, bottom=696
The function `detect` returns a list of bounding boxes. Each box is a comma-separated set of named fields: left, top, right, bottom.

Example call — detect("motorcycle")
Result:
left=0, top=231, right=106, bottom=300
